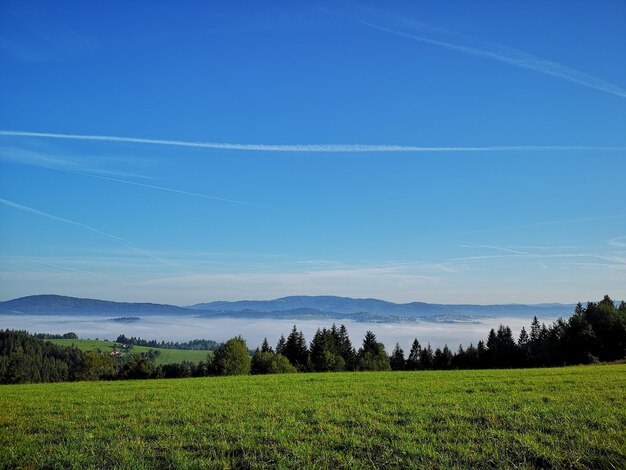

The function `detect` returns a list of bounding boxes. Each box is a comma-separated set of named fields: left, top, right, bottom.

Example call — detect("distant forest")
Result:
left=115, top=335, right=219, bottom=351
left=1, top=295, right=624, bottom=384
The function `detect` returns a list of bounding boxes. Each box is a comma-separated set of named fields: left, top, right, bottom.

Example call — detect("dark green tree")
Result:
left=406, top=339, right=422, bottom=370
left=419, top=343, right=434, bottom=370
left=357, top=331, right=390, bottom=371
left=335, top=324, right=356, bottom=369
left=390, top=343, right=405, bottom=371
left=251, top=350, right=296, bottom=374
left=282, top=326, right=309, bottom=370
left=309, top=328, right=344, bottom=372
left=118, top=353, right=155, bottom=380
left=77, top=351, right=115, bottom=381
left=211, top=336, right=251, bottom=376
left=517, top=327, right=530, bottom=366
left=276, top=334, right=287, bottom=355
left=433, top=345, right=453, bottom=370
left=260, top=338, right=273, bottom=353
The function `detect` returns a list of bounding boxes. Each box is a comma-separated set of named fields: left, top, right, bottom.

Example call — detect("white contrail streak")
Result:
left=0, top=197, right=126, bottom=243
left=357, top=20, right=626, bottom=100
left=458, top=214, right=626, bottom=236
left=0, top=130, right=624, bottom=153
left=0, top=197, right=180, bottom=269
left=66, top=170, right=274, bottom=209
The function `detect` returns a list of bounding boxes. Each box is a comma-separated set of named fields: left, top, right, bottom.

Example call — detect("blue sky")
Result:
left=0, top=0, right=624, bottom=304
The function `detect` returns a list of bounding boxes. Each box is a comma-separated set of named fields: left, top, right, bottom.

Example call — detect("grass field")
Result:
left=48, top=338, right=211, bottom=365
left=1, top=364, right=625, bottom=469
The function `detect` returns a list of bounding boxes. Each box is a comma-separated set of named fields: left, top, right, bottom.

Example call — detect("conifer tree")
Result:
left=260, top=337, right=273, bottom=353
left=406, top=339, right=422, bottom=370
left=276, top=334, right=286, bottom=355
left=310, top=328, right=345, bottom=372
left=517, top=326, right=530, bottom=366
left=530, top=316, right=541, bottom=343
left=336, top=324, right=356, bottom=369
left=357, top=331, right=390, bottom=371
left=419, top=343, right=434, bottom=370
left=283, top=326, right=309, bottom=370
left=390, top=343, right=405, bottom=371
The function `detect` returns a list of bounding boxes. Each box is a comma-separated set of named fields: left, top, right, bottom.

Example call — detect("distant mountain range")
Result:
left=0, top=295, right=190, bottom=316
left=0, top=294, right=577, bottom=323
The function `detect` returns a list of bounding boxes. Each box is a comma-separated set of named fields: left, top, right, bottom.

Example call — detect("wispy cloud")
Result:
left=608, top=236, right=626, bottom=248
left=0, top=146, right=154, bottom=180
left=1, top=130, right=625, bottom=153
left=345, top=12, right=626, bottom=99
left=0, top=253, right=108, bottom=279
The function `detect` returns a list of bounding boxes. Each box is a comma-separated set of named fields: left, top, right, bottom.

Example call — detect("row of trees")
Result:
left=115, top=335, right=219, bottom=351
left=241, top=295, right=626, bottom=374
left=1, top=296, right=624, bottom=383
left=256, top=325, right=392, bottom=373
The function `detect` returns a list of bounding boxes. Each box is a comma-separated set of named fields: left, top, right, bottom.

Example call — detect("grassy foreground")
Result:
left=48, top=338, right=210, bottom=365
left=1, top=365, right=625, bottom=469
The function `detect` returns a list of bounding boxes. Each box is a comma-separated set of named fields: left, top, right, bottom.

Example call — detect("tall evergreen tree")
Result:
left=335, top=324, right=356, bottom=369
left=517, top=327, right=530, bottom=366
left=433, top=345, right=453, bottom=370
left=357, top=331, right=390, bottom=371
left=463, top=343, right=480, bottom=369
left=495, top=325, right=517, bottom=368
left=261, top=337, right=273, bottom=353
left=390, top=343, right=405, bottom=371
left=276, top=334, right=287, bottom=355
left=518, top=327, right=529, bottom=347
left=486, top=328, right=498, bottom=368
left=406, top=339, right=422, bottom=370
left=419, top=343, right=434, bottom=370
left=452, top=344, right=466, bottom=369
left=309, top=328, right=343, bottom=372
left=283, top=326, right=309, bottom=370
left=530, top=316, right=542, bottom=343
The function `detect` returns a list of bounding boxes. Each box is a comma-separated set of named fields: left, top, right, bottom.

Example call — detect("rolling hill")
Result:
left=0, top=294, right=576, bottom=322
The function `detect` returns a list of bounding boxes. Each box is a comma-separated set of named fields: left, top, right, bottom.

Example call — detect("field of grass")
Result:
left=48, top=338, right=210, bottom=365
left=1, top=364, right=625, bottom=469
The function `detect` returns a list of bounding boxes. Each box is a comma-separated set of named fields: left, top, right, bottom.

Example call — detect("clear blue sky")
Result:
left=0, top=0, right=624, bottom=304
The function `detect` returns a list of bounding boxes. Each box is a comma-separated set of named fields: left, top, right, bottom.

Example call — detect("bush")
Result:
left=251, top=351, right=297, bottom=374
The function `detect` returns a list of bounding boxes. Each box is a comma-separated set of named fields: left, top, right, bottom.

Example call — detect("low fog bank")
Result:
left=0, top=315, right=559, bottom=352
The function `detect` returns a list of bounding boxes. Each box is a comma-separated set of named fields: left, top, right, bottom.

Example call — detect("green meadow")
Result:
left=48, top=338, right=210, bottom=365
left=2, top=364, right=625, bottom=469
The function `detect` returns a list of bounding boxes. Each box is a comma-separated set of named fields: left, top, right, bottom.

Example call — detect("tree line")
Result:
left=115, top=335, right=219, bottom=351
left=250, top=295, right=625, bottom=374
left=1, top=295, right=624, bottom=384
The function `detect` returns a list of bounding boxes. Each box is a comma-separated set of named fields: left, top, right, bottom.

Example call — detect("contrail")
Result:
left=0, top=197, right=126, bottom=243
left=0, top=147, right=273, bottom=208
left=65, top=170, right=274, bottom=209
left=0, top=197, right=180, bottom=269
left=458, top=214, right=626, bottom=236
left=1, top=130, right=624, bottom=153
left=459, top=243, right=528, bottom=255
left=356, top=19, right=626, bottom=100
